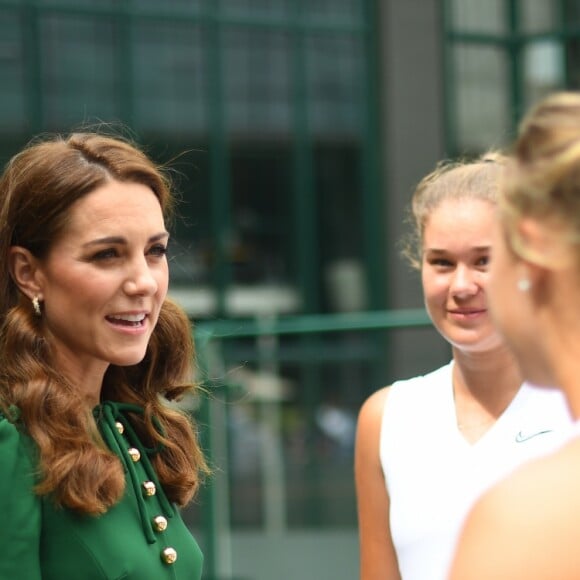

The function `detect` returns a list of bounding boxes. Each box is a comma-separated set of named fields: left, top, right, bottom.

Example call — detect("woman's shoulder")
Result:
left=0, top=407, right=36, bottom=465
left=357, top=387, right=389, bottom=433
left=0, top=409, right=42, bottom=579
left=451, top=438, right=580, bottom=579
left=358, top=362, right=453, bottom=427
left=390, top=360, right=453, bottom=389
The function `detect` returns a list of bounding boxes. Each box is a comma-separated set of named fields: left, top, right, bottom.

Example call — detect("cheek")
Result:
left=422, top=271, right=446, bottom=302
left=156, top=264, right=169, bottom=298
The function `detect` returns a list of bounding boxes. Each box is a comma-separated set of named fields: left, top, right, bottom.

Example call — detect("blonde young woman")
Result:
left=449, top=92, right=580, bottom=579
left=354, top=153, right=572, bottom=580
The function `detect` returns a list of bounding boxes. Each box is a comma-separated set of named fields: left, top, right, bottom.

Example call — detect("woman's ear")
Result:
left=9, top=246, right=43, bottom=300
left=517, top=216, right=572, bottom=270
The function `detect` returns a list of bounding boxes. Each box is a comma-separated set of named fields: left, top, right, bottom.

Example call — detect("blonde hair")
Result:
left=402, top=151, right=507, bottom=269
left=501, top=92, right=580, bottom=265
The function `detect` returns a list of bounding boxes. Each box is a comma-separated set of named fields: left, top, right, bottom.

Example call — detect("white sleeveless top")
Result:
left=380, top=361, right=573, bottom=580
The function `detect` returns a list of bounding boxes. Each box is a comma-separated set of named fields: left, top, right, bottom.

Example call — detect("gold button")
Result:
left=161, top=547, right=177, bottom=565
left=115, top=421, right=124, bottom=434
left=128, top=447, right=141, bottom=462
left=153, top=515, right=168, bottom=532
left=142, top=481, right=156, bottom=497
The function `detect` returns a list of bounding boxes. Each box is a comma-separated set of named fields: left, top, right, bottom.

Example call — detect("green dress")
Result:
left=0, top=402, right=204, bottom=579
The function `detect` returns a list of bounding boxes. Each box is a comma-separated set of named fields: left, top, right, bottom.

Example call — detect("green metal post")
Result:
left=441, top=0, right=459, bottom=156
left=290, top=1, right=318, bottom=314
left=506, top=0, right=524, bottom=135
left=22, top=0, right=43, bottom=132
left=360, top=0, right=386, bottom=312
left=118, top=0, right=136, bottom=129
left=206, top=0, right=231, bottom=316
left=360, top=0, right=390, bottom=386
left=195, top=330, right=218, bottom=580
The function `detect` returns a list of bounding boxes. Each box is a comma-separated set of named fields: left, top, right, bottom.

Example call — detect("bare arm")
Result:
left=355, top=388, right=401, bottom=580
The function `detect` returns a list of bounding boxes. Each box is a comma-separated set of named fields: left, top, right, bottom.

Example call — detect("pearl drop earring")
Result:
left=32, top=296, right=42, bottom=317
left=517, top=278, right=531, bottom=292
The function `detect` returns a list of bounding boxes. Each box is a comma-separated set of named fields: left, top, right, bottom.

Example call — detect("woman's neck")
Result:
left=452, top=345, right=523, bottom=443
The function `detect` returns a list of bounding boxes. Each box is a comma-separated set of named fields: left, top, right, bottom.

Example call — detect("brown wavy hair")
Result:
left=0, top=132, right=208, bottom=514
left=401, top=150, right=507, bottom=269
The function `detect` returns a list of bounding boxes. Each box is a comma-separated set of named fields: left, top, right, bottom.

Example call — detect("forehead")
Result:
left=424, top=198, right=495, bottom=249
left=65, top=181, right=164, bottom=235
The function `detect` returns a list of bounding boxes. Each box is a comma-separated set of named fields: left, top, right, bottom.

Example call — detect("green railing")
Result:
left=194, top=307, right=431, bottom=579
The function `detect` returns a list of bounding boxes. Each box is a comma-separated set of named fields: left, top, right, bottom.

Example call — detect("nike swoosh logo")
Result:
left=515, top=429, right=554, bottom=443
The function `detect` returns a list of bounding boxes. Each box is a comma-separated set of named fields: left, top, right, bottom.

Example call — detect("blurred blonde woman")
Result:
left=355, top=153, right=572, bottom=580
left=450, top=92, right=580, bottom=579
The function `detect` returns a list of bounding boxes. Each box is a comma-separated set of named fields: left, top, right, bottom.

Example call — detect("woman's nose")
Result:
left=123, top=258, right=158, bottom=296
left=450, top=265, right=478, bottom=296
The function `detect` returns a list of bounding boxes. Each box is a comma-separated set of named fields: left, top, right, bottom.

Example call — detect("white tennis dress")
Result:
left=380, top=361, right=573, bottom=580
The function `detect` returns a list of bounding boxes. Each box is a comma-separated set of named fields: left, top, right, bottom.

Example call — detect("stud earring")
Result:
left=517, top=278, right=531, bottom=292
left=32, top=296, right=42, bottom=317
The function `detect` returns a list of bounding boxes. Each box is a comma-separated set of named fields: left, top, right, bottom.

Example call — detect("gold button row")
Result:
left=115, top=420, right=175, bottom=566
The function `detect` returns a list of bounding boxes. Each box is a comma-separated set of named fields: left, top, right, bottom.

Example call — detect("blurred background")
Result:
left=0, top=0, right=578, bottom=578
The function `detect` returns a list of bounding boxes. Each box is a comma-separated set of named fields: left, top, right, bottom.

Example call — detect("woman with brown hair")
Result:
left=0, top=131, right=208, bottom=579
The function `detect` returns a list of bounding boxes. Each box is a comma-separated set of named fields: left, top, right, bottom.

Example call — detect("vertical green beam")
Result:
left=195, top=331, right=218, bottom=580
left=360, top=0, right=386, bottom=311
left=289, top=1, right=318, bottom=313
left=206, top=1, right=231, bottom=316
left=360, top=0, right=389, bottom=387
left=289, top=1, right=322, bottom=525
left=118, top=0, right=135, bottom=129
left=441, top=0, right=458, bottom=156
left=559, top=0, right=570, bottom=86
left=22, top=0, right=43, bottom=132
left=506, top=0, right=524, bottom=136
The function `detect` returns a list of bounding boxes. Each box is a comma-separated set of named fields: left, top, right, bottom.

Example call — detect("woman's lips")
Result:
left=448, top=308, right=486, bottom=320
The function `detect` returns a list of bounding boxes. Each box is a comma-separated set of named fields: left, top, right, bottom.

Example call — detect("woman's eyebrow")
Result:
left=82, top=231, right=169, bottom=248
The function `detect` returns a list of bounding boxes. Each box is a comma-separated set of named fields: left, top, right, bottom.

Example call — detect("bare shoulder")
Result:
left=450, top=436, right=580, bottom=579
left=355, top=387, right=390, bottom=466
left=357, top=386, right=390, bottom=427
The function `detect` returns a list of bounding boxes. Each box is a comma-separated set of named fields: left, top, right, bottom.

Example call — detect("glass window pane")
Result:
left=453, top=46, right=510, bottom=152
left=449, top=0, right=506, bottom=34
left=223, top=28, right=292, bottom=138
left=0, top=10, right=26, bottom=132
left=40, top=15, right=120, bottom=129
left=524, top=41, right=566, bottom=108
left=229, top=144, right=295, bottom=288
left=135, top=0, right=203, bottom=11
left=563, top=0, right=580, bottom=27
left=37, top=0, right=118, bottom=5
left=316, top=145, right=368, bottom=313
left=306, top=33, right=365, bottom=138
left=520, top=0, right=559, bottom=33
left=306, top=0, right=364, bottom=24
left=222, top=0, right=289, bottom=18
left=133, top=22, right=207, bottom=136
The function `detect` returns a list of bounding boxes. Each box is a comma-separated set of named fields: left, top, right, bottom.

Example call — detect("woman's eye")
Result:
left=92, top=248, right=118, bottom=260
left=430, top=258, right=453, bottom=268
left=476, top=256, right=490, bottom=267
left=149, top=244, right=168, bottom=257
